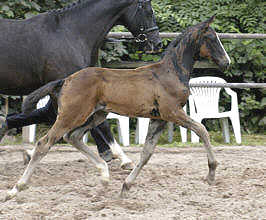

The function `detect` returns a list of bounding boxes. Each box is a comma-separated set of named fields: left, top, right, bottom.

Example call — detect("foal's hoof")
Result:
left=22, top=151, right=31, bottom=165
left=121, top=162, right=134, bottom=171
left=206, top=175, right=215, bottom=185
left=100, top=177, right=110, bottom=186
left=120, top=182, right=130, bottom=198
left=4, top=193, right=15, bottom=202
left=4, top=188, right=18, bottom=202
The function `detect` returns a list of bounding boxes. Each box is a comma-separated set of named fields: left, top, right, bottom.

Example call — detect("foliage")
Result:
left=0, top=0, right=70, bottom=19
left=99, top=42, right=128, bottom=63
left=0, top=0, right=265, bottom=133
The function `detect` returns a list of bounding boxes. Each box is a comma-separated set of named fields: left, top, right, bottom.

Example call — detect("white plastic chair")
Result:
left=188, top=76, right=241, bottom=144
left=83, top=112, right=129, bottom=146
left=29, top=97, right=130, bottom=146
left=106, top=113, right=129, bottom=146
left=135, top=117, right=150, bottom=144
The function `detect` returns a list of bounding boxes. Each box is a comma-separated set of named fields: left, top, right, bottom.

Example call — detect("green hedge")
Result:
left=0, top=0, right=265, bottom=133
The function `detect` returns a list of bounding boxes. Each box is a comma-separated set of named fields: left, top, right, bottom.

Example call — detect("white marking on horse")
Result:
left=216, top=33, right=231, bottom=64
left=109, top=140, right=134, bottom=169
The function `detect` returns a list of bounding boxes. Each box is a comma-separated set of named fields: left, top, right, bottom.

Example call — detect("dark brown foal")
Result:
left=6, top=16, right=231, bottom=200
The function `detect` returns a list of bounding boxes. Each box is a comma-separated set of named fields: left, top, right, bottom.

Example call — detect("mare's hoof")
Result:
left=121, top=162, right=134, bottom=171
left=22, top=151, right=31, bottom=165
left=120, top=182, right=130, bottom=198
left=100, top=150, right=114, bottom=163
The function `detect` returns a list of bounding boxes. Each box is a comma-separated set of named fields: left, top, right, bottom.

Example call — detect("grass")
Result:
left=1, top=124, right=265, bottom=147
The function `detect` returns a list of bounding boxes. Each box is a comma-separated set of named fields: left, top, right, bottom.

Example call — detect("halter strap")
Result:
left=135, top=0, right=159, bottom=43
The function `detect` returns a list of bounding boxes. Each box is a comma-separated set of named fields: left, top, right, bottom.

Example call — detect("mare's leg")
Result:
left=0, top=102, right=55, bottom=143
left=91, top=121, right=134, bottom=170
left=63, top=112, right=110, bottom=184
left=91, top=121, right=113, bottom=162
left=166, top=108, right=218, bottom=185
left=121, top=119, right=167, bottom=198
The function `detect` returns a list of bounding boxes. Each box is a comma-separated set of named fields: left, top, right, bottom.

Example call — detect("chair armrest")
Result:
left=224, top=88, right=239, bottom=111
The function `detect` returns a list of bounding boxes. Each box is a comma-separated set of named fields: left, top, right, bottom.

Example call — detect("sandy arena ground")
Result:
left=0, top=144, right=265, bottom=220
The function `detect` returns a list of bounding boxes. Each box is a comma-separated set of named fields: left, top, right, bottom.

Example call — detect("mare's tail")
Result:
left=22, top=79, right=65, bottom=113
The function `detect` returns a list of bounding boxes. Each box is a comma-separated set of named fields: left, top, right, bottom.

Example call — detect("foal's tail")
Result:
left=22, top=79, right=65, bottom=113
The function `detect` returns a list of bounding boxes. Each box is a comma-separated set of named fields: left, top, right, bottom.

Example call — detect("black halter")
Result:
left=135, top=0, right=159, bottom=42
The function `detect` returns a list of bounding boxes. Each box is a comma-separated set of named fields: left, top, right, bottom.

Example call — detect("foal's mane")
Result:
left=163, top=28, right=189, bottom=57
left=164, top=23, right=205, bottom=57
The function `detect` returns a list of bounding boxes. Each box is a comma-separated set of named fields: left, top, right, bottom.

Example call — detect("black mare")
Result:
left=0, top=0, right=161, bottom=163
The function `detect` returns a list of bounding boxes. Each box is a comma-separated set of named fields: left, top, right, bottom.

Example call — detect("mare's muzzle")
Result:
left=142, top=28, right=162, bottom=53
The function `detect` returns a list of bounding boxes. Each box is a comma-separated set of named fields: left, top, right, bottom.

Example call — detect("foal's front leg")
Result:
left=169, top=108, right=218, bottom=185
left=121, top=119, right=167, bottom=198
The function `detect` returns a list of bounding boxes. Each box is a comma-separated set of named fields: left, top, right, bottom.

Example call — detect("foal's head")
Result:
left=190, top=16, right=231, bottom=71
left=119, top=0, right=162, bottom=52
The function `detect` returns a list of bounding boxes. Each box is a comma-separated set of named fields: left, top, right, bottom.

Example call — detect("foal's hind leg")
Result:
left=5, top=108, right=91, bottom=200
left=168, top=108, right=218, bottom=185
left=121, top=119, right=167, bottom=198
left=63, top=112, right=110, bottom=185
left=5, top=129, right=63, bottom=201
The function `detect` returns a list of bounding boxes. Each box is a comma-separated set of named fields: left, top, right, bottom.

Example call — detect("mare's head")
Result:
left=118, top=0, right=162, bottom=52
left=188, top=16, right=231, bottom=71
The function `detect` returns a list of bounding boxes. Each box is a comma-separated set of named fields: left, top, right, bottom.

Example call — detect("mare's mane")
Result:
left=49, top=0, right=95, bottom=16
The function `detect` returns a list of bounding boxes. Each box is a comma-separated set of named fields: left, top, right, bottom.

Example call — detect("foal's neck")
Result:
left=162, top=33, right=199, bottom=84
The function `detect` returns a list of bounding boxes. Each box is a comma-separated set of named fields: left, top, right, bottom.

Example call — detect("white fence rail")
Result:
left=189, top=83, right=266, bottom=89
left=106, top=32, right=265, bottom=90
left=108, top=32, right=266, bottom=40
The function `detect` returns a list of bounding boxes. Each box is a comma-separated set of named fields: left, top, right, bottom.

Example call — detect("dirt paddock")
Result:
left=0, top=144, right=265, bottom=220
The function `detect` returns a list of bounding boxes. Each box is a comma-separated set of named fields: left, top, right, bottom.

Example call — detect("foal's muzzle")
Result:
left=217, top=59, right=230, bottom=72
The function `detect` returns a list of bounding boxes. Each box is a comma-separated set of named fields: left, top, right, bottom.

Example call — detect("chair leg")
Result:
left=180, top=126, right=187, bottom=143
left=191, top=118, right=202, bottom=143
left=167, top=123, right=187, bottom=143
left=29, top=124, right=36, bottom=143
left=191, top=130, right=199, bottom=143
left=135, top=118, right=150, bottom=144
left=220, top=118, right=230, bottom=143
left=117, top=117, right=129, bottom=146
left=168, top=122, right=173, bottom=143
left=230, top=115, right=241, bottom=144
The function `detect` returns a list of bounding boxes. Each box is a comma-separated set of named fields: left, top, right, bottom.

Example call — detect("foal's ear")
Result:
left=206, top=15, right=216, bottom=25
left=200, top=15, right=216, bottom=33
